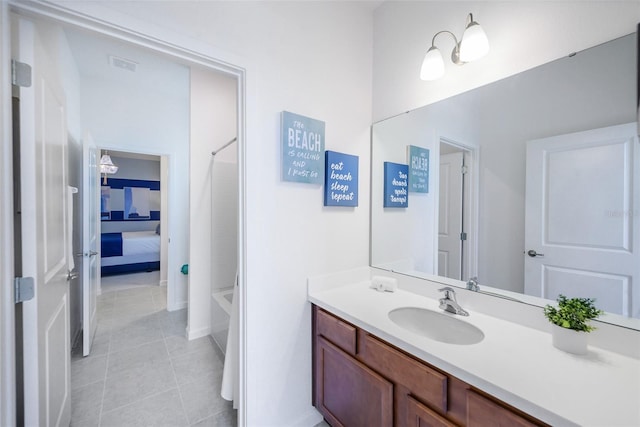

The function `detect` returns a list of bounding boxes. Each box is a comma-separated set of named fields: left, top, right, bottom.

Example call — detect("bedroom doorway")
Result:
left=97, top=150, right=167, bottom=294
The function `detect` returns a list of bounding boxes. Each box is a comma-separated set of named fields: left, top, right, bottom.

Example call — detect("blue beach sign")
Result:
left=383, top=162, right=408, bottom=208
left=324, top=150, right=358, bottom=207
left=281, top=111, right=325, bottom=184
left=408, top=145, right=429, bottom=193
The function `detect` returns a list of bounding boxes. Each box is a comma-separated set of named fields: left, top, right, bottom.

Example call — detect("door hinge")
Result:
left=461, top=165, right=469, bottom=175
left=11, top=60, right=32, bottom=88
left=14, top=277, right=35, bottom=303
left=460, top=232, right=467, bottom=241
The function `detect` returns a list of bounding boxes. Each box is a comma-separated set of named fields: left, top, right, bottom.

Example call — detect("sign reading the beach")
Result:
left=281, top=111, right=325, bottom=184
left=408, top=145, right=429, bottom=193
left=383, top=162, right=408, bottom=208
left=324, top=150, right=358, bottom=207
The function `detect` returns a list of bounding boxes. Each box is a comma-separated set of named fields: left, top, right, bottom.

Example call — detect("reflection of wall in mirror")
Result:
left=372, top=33, right=636, bottom=297
left=372, top=105, right=481, bottom=275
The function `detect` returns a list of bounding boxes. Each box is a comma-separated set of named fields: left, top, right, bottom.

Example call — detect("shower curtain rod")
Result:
left=211, top=137, right=237, bottom=156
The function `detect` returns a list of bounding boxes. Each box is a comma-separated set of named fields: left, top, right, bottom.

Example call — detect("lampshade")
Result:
left=420, top=46, right=445, bottom=81
left=99, top=154, right=118, bottom=174
left=459, top=19, right=489, bottom=62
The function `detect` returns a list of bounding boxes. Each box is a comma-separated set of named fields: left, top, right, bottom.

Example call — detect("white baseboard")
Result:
left=187, top=325, right=212, bottom=341
left=288, top=407, right=323, bottom=427
left=167, top=300, right=187, bottom=312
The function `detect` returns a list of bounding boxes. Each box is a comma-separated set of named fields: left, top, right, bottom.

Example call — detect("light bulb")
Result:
left=420, top=46, right=445, bottom=81
left=459, top=21, right=489, bottom=62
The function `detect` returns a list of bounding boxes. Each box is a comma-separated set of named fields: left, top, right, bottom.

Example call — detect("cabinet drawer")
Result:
left=316, top=308, right=357, bottom=355
left=360, top=333, right=448, bottom=413
left=467, top=389, right=546, bottom=427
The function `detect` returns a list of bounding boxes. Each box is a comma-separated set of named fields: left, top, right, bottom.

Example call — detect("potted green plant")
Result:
left=543, top=295, right=603, bottom=355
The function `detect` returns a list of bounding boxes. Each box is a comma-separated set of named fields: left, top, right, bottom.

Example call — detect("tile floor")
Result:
left=71, top=271, right=236, bottom=426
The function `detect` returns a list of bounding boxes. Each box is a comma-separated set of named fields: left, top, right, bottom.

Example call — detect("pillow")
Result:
left=155, top=224, right=161, bottom=235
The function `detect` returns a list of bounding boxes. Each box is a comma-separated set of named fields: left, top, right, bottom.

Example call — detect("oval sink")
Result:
left=388, top=307, right=484, bottom=345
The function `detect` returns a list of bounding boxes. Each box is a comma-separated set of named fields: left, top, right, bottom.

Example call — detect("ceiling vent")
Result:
left=109, top=55, right=138, bottom=72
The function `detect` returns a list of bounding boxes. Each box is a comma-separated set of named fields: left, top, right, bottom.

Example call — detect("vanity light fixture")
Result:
left=420, top=13, right=490, bottom=81
left=99, top=151, right=118, bottom=184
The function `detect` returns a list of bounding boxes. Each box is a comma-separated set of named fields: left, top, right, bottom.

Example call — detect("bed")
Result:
left=101, top=230, right=160, bottom=276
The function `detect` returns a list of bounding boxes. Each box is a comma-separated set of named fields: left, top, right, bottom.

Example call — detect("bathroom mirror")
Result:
left=371, top=31, right=640, bottom=329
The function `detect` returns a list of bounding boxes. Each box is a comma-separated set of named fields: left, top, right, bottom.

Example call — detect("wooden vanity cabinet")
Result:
left=312, top=305, right=548, bottom=427
left=407, top=395, right=457, bottom=427
left=466, top=389, right=542, bottom=427
left=316, top=337, right=393, bottom=427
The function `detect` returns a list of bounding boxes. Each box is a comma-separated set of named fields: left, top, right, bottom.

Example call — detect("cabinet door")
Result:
left=316, top=337, right=393, bottom=427
left=359, top=332, right=448, bottom=413
left=467, top=390, right=545, bottom=427
left=407, top=395, right=458, bottom=427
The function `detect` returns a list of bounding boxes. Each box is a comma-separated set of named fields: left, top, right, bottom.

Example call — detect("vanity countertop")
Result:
left=308, top=280, right=640, bottom=427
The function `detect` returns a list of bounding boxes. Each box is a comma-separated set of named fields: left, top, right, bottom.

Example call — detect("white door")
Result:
left=82, top=133, right=100, bottom=356
left=438, top=151, right=464, bottom=279
left=524, top=123, right=640, bottom=318
left=14, top=17, right=71, bottom=426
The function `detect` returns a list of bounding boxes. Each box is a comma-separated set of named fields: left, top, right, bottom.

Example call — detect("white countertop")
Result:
left=309, top=280, right=640, bottom=427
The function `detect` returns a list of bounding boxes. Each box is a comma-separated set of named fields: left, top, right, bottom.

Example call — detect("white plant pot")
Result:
left=550, top=323, right=589, bottom=355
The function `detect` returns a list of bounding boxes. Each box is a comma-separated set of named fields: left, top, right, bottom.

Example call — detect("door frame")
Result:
left=0, top=1, right=17, bottom=425
left=436, top=137, right=478, bottom=282
left=95, top=147, right=168, bottom=297
left=1, top=1, right=248, bottom=424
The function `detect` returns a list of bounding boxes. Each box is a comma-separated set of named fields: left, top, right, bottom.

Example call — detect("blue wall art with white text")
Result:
left=281, top=111, right=325, bottom=184
left=408, top=145, right=429, bottom=193
left=383, top=162, right=408, bottom=208
left=324, top=150, right=358, bottom=207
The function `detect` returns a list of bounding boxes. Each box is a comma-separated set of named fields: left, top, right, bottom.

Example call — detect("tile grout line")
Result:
left=72, top=274, right=188, bottom=425
left=99, top=386, right=181, bottom=421
left=96, top=278, right=156, bottom=426
left=96, top=307, right=113, bottom=427
left=163, top=327, right=192, bottom=425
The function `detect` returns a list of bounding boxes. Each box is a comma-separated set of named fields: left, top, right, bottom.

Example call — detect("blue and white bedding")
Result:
left=101, top=231, right=160, bottom=275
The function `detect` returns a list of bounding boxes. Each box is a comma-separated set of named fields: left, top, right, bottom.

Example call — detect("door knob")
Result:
left=527, top=249, right=544, bottom=258
left=66, top=271, right=79, bottom=281
left=75, top=251, right=98, bottom=257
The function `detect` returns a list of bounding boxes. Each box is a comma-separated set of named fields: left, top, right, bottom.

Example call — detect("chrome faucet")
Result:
left=438, top=287, right=469, bottom=316
left=466, top=276, right=480, bottom=292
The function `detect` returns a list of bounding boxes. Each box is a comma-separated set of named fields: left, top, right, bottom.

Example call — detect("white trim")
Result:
left=186, top=325, right=212, bottom=341
left=97, top=146, right=171, bottom=305
left=169, top=300, right=188, bottom=312
left=290, top=408, right=324, bottom=427
left=6, top=1, right=249, bottom=424
left=0, top=1, right=16, bottom=425
left=236, top=57, right=248, bottom=427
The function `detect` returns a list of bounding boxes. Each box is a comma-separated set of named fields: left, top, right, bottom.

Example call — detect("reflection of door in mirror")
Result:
left=524, top=123, right=639, bottom=318
left=438, top=141, right=473, bottom=281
